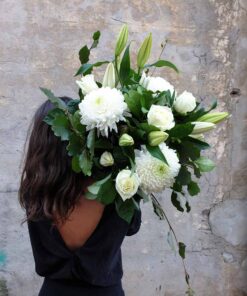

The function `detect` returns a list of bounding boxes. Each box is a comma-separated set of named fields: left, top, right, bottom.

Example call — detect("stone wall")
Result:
left=0, top=1, right=246, bottom=295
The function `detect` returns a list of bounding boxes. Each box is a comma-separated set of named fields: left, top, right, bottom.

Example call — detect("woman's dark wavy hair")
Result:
left=18, top=97, right=89, bottom=223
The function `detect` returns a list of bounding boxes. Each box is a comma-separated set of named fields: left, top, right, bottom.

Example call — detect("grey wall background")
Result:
left=0, top=0, right=246, bottom=295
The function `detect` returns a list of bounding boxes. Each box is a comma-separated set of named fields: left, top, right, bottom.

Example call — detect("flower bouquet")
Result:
left=40, top=25, right=230, bottom=294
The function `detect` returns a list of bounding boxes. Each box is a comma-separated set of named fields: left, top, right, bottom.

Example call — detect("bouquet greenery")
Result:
left=40, top=25, right=230, bottom=294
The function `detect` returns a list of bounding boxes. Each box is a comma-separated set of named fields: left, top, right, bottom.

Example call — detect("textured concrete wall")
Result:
left=0, top=1, right=246, bottom=295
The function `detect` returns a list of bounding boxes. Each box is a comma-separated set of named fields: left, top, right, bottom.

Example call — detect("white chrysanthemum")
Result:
left=134, top=143, right=181, bottom=193
left=79, top=87, right=130, bottom=137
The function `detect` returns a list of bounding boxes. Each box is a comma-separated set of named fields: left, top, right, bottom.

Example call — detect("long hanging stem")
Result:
left=150, top=193, right=194, bottom=295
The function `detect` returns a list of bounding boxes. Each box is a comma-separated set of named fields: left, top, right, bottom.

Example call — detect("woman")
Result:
left=18, top=97, right=142, bottom=296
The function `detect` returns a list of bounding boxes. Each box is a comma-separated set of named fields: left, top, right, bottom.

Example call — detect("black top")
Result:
left=27, top=202, right=142, bottom=295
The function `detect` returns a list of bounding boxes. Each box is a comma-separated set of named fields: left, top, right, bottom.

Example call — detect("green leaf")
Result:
left=87, top=173, right=112, bottom=195
left=94, top=138, right=113, bottom=149
left=75, top=61, right=109, bottom=76
left=171, top=181, right=183, bottom=193
left=115, top=197, right=135, bottom=224
left=40, top=88, right=67, bottom=110
left=168, top=123, right=195, bottom=139
left=145, top=59, right=179, bottom=73
left=87, top=129, right=95, bottom=157
left=90, top=30, right=101, bottom=49
left=185, top=199, right=191, bottom=212
left=186, top=99, right=217, bottom=122
left=67, top=99, right=80, bottom=114
left=79, top=45, right=90, bottom=64
left=79, top=149, right=93, bottom=176
left=138, top=122, right=160, bottom=133
left=167, top=230, right=176, bottom=253
left=137, top=188, right=150, bottom=203
left=66, top=133, right=83, bottom=156
left=186, top=136, right=210, bottom=150
left=180, top=140, right=201, bottom=161
left=124, top=90, right=142, bottom=119
left=195, top=156, right=215, bottom=172
left=97, top=178, right=117, bottom=205
left=43, top=108, right=65, bottom=125
left=84, top=191, right=98, bottom=200
left=70, top=110, right=86, bottom=135
left=176, top=166, right=191, bottom=185
left=146, top=144, right=168, bottom=165
left=178, top=242, right=186, bottom=259
left=51, top=113, right=71, bottom=141
left=171, top=191, right=184, bottom=212
left=119, top=44, right=131, bottom=84
left=187, top=181, right=200, bottom=196
left=72, top=155, right=81, bottom=173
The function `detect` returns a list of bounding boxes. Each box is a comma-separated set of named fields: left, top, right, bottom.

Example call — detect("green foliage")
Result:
left=66, top=133, right=83, bottom=156
left=79, top=149, right=93, bottom=176
left=50, top=113, right=71, bottom=141
left=40, top=88, right=67, bottom=110
left=138, top=122, right=160, bottom=133
left=97, top=178, right=117, bottom=205
left=195, top=156, right=215, bottom=172
left=75, top=61, right=109, bottom=76
left=146, top=144, right=168, bottom=165
left=67, top=99, right=80, bottom=114
left=185, top=136, right=210, bottom=150
left=168, top=123, right=195, bottom=139
left=178, top=242, right=186, bottom=259
left=145, top=59, right=179, bottom=73
left=115, top=196, right=136, bottom=223
left=86, top=129, right=95, bottom=157
left=43, top=108, right=64, bottom=125
left=119, top=44, right=131, bottom=85
left=171, top=191, right=184, bottom=212
left=180, top=140, right=201, bottom=161
left=187, top=181, right=200, bottom=196
left=186, top=99, right=217, bottom=122
left=176, top=166, right=191, bottom=185
left=94, top=138, right=113, bottom=149
left=124, top=90, right=143, bottom=118
left=72, top=155, right=81, bottom=173
left=79, top=45, right=90, bottom=64
left=70, top=110, right=86, bottom=135
left=91, top=30, right=101, bottom=50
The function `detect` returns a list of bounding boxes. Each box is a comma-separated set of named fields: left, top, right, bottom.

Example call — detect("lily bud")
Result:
left=188, top=133, right=205, bottom=141
left=119, top=133, right=134, bottom=146
left=137, top=33, right=152, bottom=69
left=102, top=62, right=116, bottom=88
left=99, top=151, right=114, bottom=167
left=196, top=112, right=230, bottom=124
left=191, top=121, right=216, bottom=134
left=148, top=131, right=169, bottom=146
left=115, top=24, right=129, bottom=57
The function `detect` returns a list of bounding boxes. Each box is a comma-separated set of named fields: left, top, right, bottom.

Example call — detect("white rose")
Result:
left=115, top=169, right=140, bottom=201
left=173, top=91, right=197, bottom=115
left=140, top=72, right=175, bottom=95
left=147, top=105, right=175, bottom=131
left=76, top=74, right=99, bottom=95
left=99, top=151, right=114, bottom=167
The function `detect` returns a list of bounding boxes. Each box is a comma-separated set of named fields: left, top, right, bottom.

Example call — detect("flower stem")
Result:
left=150, top=193, right=194, bottom=295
